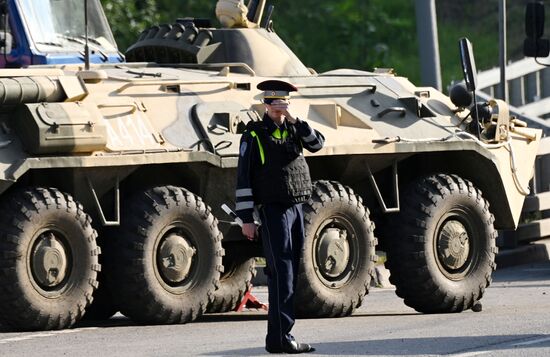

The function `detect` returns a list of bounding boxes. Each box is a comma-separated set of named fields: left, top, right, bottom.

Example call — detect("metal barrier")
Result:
left=476, top=57, right=550, bottom=118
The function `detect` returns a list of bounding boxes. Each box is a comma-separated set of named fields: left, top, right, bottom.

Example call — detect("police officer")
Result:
left=235, top=80, right=324, bottom=354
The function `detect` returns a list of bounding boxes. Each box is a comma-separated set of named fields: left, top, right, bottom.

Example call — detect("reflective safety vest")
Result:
left=247, top=121, right=312, bottom=204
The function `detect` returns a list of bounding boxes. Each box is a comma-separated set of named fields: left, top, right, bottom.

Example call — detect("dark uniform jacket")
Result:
left=235, top=114, right=325, bottom=223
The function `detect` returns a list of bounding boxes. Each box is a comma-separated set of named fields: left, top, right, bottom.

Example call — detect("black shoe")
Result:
left=282, top=340, right=315, bottom=354
left=265, top=341, right=315, bottom=354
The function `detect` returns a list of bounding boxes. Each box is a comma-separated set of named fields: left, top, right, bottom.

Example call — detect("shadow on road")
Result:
left=0, top=309, right=423, bottom=333
left=71, top=311, right=270, bottom=330
left=205, top=334, right=550, bottom=356
left=2, top=261, right=547, bottom=333
left=492, top=261, right=550, bottom=283
left=72, top=309, right=422, bottom=330
left=0, top=308, right=408, bottom=334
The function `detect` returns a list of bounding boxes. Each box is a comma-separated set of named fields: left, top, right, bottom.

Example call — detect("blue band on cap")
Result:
left=263, top=90, right=290, bottom=99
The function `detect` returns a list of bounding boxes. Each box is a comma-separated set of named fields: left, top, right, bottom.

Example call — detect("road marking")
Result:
left=449, top=335, right=550, bottom=357
left=0, top=328, right=97, bottom=345
left=450, top=351, right=491, bottom=357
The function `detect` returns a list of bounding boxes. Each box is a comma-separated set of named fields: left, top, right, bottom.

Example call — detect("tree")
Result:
left=102, top=0, right=160, bottom=51
left=101, top=0, right=526, bottom=90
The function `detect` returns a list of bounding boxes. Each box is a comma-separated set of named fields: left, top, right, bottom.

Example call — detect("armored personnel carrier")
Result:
left=0, top=0, right=541, bottom=331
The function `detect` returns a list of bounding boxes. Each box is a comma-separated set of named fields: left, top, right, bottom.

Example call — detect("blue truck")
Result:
left=0, top=0, right=123, bottom=67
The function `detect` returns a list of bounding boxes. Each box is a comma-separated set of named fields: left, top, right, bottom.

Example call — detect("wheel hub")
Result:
left=437, top=220, right=470, bottom=270
left=32, top=232, right=68, bottom=288
left=158, top=233, right=196, bottom=284
left=316, top=227, right=350, bottom=278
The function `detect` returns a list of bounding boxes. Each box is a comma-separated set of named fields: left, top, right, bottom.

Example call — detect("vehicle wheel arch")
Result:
left=388, top=151, right=513, bottom=229
left=307, top=150, right=512, bottom=229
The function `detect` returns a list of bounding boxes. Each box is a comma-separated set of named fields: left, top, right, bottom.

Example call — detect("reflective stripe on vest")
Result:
left=250, top=131, right=265, bottom=165
left=272, top=128, right=289, bottom=140
left=250, top=128, right=289, bottom=165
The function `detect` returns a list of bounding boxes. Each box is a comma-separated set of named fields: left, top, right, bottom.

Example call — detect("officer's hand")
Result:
left=270, top=99, right=288, bottom=111
left=242, top=223, right=257, bottom=241
left=283, top=109, right=296, bottom=124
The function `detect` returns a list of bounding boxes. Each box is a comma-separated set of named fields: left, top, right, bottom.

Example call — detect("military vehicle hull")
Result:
left=0, top=20, right=541, bottom=330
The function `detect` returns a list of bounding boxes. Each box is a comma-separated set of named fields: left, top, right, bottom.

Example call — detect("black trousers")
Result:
left=259, top=203, right=305, bottom=348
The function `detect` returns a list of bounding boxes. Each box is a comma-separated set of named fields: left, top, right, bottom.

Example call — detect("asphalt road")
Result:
left=1, top=261, right=550, bottom=357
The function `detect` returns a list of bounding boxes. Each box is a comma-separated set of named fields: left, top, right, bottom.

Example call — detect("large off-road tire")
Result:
left=0, top=188, right=100, bottom=331
left=109, top=186, right=223, bottom=324
left=295, top=181, right=377, bottom=318
left=82, top=273, right=117, bottom=321
left=206, top=244, right=256, bottom=313
left=82, top=233, right=118, bottom=321
left=385, top=174, right=497, bottom=313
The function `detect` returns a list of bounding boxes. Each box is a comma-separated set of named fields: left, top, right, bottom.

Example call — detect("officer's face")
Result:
left=266, top=99, right=289, bottom=121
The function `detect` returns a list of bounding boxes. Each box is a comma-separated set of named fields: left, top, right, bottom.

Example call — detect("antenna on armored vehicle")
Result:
left=458, top=38, right=482, bottom=139
left=84, top=0, right=90, bottom=70
left=262, top=5, right=274, bottom=29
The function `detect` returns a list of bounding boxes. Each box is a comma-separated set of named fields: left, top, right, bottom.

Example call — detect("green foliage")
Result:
left=102, top=0, right=526, bottom=90
left=102, top=0, right=160, bottom=50
left=273, top=0, right=418, bottom=81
